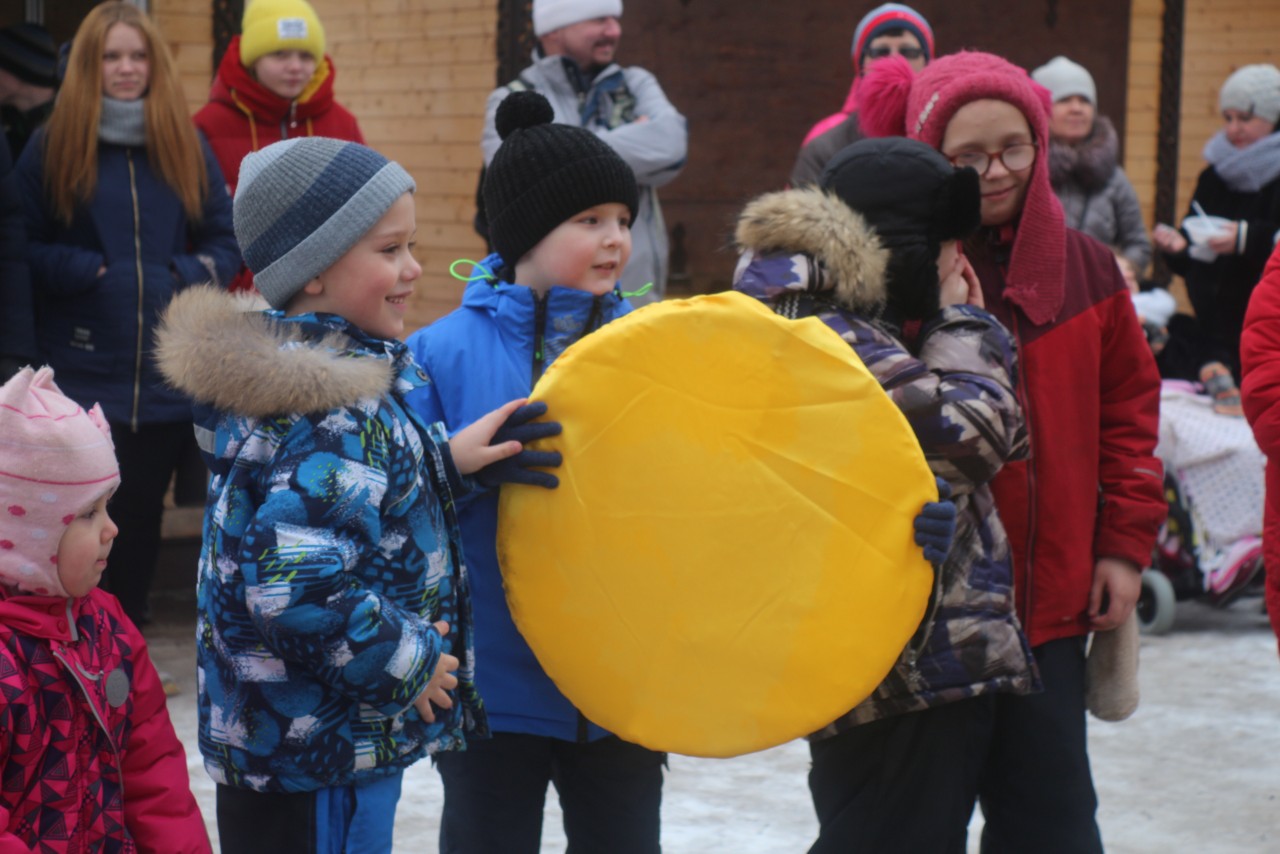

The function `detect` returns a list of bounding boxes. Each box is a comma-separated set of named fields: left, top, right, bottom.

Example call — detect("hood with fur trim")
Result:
left=155, top=285, right=394, bottom=419
left=1049, top=114, right=1119, bottom=194
left=733, top=187, right=889, bottom=314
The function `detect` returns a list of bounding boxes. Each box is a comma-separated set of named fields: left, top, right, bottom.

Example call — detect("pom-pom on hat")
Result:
left=822, top=137, right=980, bottom=319
left=234, top=137, right=415, bottom=309
left=851, top=3, right=933, bottom=77
left=483, top=90, right=638, bottom=270
left=0, top=367, right=119, bottom=598
left=860, top=51, right=1066, bottom=327
left=0, top=23, right=57, bottom=88
left=240, top=0, right=326, bottom=68
left=1218, top=64, right=1280, bottom=126
left=1031, top=56, right=1097, bottom=106
left=533, top=0, right=622, bottom=37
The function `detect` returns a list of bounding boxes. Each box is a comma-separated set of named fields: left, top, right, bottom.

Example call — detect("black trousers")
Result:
left=435, top=732, right=665, bottom=854
left=105, top=420, right=198, bottom=624
left=807, top=637, right=1102, bottom=854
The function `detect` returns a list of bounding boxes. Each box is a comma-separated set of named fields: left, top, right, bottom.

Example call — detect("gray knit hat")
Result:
left=1219, top=64, right=1280, bottom=125
left=234, top=137, right=416, bottom=308
left=1031, top=56, right=1096, bottom=105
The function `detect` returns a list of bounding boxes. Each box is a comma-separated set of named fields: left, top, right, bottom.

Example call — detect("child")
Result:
left=156, top=137, right=552, bottom=852
left=733, top=136, right=1035, bottom=851
left=860, top=50, right=1165, bottom=850
left=0, top=366, right=209, bottom=852
left=405, top=90, right=666, bottom=853
left=194, top=0, right=364, bottom=293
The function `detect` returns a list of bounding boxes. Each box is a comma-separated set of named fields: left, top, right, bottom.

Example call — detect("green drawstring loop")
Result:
left=619, top=282, right=654, bottom=299
left=449, top=258, right=496, bottom=283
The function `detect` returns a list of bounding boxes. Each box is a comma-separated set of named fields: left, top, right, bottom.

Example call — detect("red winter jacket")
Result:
left=972, top=229, right=1165, bottom=647
left=1241, top=244, right=1280, bottom=653
left=193, top=35, right=364, bottom=292
left=0, top=588, right=209, bottom=853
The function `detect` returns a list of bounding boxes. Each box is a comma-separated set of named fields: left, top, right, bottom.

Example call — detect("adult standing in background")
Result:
left=0, top=23, right=57, bottom=158
left=194, top=0, right=363, bottom=292
left=1033, top=56, right=1152, bottom=277
left=789, top=3, right=933, bottom=188
left=479, top=0, right=687, bottom=304
left=0, top=134, right=33, bottom=383
left=15, top=1, right=239, bottom=627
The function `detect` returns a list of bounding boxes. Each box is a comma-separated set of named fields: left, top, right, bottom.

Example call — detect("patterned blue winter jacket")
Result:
left=156, top=286, right=487, bottom=793
left=734, top=188, right=1040, bottom=732
left=405, top=255, right=632, bottom=742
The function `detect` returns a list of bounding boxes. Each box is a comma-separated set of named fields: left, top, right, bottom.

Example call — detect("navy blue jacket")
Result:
left=16, top=129, right=239, bottom=426
left=405, top=255, right=632, bottom=741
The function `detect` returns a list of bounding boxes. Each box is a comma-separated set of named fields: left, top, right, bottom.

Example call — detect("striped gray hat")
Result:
left=234, top=137, right=416, bottom=308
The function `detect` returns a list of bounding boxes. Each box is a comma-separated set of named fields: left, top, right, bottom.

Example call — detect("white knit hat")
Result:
left=533, top=0, right=622, bottom=37
left=1219, top=64, right=1280, bottom=125
left=1031, top=56, right=1096, bottom=105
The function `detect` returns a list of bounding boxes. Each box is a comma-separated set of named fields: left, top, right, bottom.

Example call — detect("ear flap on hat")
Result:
left=883, top=239, right=942, bottom=321
left=935, top=166, right=982, bottom=242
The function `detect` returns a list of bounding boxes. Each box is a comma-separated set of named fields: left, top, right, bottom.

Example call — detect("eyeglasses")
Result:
left=865, top=45, right=925, bottom=60
left=947, top=143, right=1038, bottom=176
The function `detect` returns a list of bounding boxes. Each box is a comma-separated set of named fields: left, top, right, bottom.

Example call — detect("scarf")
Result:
left=98, top=97, right=146, bottom=146
left=1203, top=129, right=1280, bottom=194
left=1048, top=115, right=1119, bottom=193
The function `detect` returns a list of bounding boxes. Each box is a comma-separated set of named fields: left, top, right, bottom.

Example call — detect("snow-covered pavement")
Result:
left=149, top=596, right=1280, bottom=853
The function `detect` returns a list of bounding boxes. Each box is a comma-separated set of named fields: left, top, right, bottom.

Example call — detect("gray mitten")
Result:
left=1085, top=609, right=1141, bottom=722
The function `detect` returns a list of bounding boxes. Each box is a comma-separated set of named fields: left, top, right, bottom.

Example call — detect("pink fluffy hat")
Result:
left=0, top=366, right=120, bottom=596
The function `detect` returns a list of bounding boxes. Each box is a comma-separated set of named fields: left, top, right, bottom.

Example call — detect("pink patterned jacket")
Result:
left=0, top=587, right=209, bottom=852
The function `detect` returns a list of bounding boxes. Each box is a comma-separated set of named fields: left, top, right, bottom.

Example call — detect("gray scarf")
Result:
left=98, top=97, right=146, bottom=146
left=1203, top=129, right=1280, bottom=193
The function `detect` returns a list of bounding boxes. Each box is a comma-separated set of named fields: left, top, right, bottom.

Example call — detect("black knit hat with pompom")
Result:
left=483, top=90, right=639, bottom=268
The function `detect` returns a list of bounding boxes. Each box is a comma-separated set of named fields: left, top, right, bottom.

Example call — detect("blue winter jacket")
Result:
left=15, top=129, right=239, bottom=426
left=155, top=286, right=487, bottom=793
left=405, top=255, right=632, bottom=741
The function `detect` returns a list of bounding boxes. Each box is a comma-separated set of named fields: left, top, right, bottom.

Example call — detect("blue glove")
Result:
left=914, top=477, right=956, bottom=567
left=475, top=401, right=563, bottom=489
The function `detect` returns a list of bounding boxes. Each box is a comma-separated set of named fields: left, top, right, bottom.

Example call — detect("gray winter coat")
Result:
left=1049, top=116, right=1152, bottom=273
left=481, top=52, right=687, bottom=304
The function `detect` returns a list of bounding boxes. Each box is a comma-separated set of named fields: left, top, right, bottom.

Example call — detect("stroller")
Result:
left=1139, top=381, right=1267, bottom=635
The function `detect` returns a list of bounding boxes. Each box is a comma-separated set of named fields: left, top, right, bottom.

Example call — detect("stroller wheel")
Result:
left=1137, top=570, right=1177, bottom=635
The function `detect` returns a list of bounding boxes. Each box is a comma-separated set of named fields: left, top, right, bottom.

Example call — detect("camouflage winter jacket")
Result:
left=733, top=188, right=1039, bottom=732
left=156, top=286, right=487, bottom=793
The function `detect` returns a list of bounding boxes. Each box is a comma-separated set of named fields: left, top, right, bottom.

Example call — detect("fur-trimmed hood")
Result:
left=733, top=187, right=889, bottom=313
left=1048, top=114, right=1119, bottom=194
left=155, top=285, right=395, bottom=418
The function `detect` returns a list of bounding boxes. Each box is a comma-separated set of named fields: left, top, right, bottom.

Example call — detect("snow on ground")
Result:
left=150, top=596, right=1280, bottom=852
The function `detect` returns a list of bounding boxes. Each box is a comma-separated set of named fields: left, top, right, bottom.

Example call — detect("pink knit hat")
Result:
left=0, top=367, right=120, bottom=597
left=860, top=51, right=1067, bottom=326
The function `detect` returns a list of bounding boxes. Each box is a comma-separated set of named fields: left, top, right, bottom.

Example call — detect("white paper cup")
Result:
left=1183, top=215, right=1232, bottom=262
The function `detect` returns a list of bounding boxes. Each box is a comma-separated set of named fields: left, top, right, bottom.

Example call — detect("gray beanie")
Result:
left=234, top=137, right=416, bottom=309
left=1219, top=64, right=1280, bottom=125
left=1031, top=56, right=1096, bottom=105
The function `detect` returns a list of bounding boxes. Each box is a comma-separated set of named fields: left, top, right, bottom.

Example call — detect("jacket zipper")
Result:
left=1010, top=312, right=1039, bottom=630
left=53, top=603, right=124, bottom=797
left=126, top=149, right=144, bottom=432
left=531, top=291, right=549, bottom=385
left=283, top=101, right=297, bottom=138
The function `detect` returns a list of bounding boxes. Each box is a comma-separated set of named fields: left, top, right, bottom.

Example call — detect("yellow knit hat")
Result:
left=240, top=0, right=326, bottom=68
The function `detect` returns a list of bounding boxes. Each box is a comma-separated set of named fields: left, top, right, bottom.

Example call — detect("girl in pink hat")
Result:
left=0, top=366, right=209, bottom=852
left=856, top=51, right=1166, bottom=851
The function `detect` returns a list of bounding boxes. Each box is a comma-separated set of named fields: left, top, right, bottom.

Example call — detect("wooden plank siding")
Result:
left=151, top=0, right=496, bottom=333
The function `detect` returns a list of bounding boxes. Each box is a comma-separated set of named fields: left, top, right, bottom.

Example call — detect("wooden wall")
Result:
left=152, top=0, right=496, bottom=333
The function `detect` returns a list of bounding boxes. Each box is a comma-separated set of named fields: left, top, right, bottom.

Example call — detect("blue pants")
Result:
left=435, top=732, right=665, bottom=853
left=807, top=637, right=1101, bottom=854
left=215, top=773, right=403, bottom=854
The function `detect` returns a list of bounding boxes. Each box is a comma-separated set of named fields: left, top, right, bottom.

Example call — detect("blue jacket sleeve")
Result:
left=16, top=132, right=105, bottom=298
left=0, top=135, right=35, bottom=365
left=169, top=135, right=240, bottom=288
left=236, top=411, right=443, bottom=718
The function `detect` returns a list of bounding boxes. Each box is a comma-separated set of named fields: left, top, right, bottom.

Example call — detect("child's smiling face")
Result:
left=56, top=489, right=118, bottom=598
left=516, top=203, right=633, bottom=296
left=290, top=193, right=421, bottom=339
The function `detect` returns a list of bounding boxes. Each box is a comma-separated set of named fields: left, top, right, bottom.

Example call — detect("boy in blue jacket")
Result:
left=156, top=137, right=553, bottom=853
left=406, top=90, right=662, bottom=853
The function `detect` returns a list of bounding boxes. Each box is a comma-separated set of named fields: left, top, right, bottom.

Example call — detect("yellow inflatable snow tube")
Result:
left=497, top=291, right=935, bottom=757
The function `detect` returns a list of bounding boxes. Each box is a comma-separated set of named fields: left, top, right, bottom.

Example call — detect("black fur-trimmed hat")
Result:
left=483, top=90, right=638, bottom=269
left=821, top=137, right=980, bottom=319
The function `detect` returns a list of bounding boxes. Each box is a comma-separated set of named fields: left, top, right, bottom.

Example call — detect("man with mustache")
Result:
left=479, top=0, right=687, bottom=306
